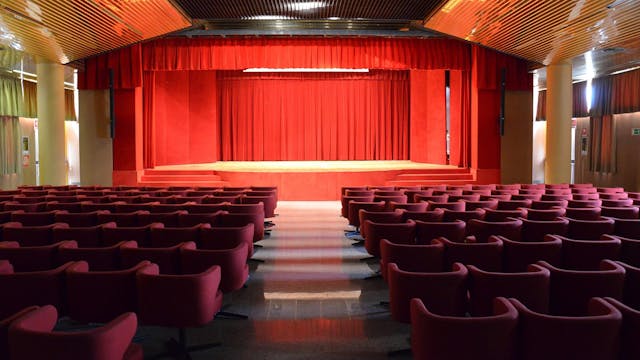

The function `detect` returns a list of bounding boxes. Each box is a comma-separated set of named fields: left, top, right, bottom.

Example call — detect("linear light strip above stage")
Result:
left=243, top=68, right=370, bottom=73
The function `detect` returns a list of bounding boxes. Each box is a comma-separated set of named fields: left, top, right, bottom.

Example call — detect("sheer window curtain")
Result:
left=0, top=76, right=24, bottom=178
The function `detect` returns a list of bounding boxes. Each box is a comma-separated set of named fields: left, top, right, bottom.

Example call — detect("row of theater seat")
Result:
left=0, top=194, right=277, bottom=218
left=0, top=209, right=265, bottom=243
left=410, top=296, right=639, bottom=360
left=342, top=183, right=640, bottom=359
left=0, top=261, right=225, bottom=359
left=387, top=257, right=638, bottom=321
left=0, top=184, right=277, bottom=359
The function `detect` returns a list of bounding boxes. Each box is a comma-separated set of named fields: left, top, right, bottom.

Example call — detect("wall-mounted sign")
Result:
left=581, top=128, right=588, bottom=137
left=632, top=128, right=640, bottom=136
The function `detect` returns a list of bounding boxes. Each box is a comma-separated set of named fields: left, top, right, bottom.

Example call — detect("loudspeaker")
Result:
left=499, top=68, right=506, bottom=136
left=108, top=68, right=115, bottom=138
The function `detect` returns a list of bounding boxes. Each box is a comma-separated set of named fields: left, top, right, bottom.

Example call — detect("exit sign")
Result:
left=633, top=128, right=640, bottom=136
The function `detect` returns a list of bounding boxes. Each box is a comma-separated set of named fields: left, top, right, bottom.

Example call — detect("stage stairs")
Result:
left=138, top=169, right=229, bottom=188
left=385, top=167, right=476, bottom=187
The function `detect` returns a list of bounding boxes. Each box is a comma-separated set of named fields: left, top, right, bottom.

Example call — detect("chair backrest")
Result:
left=426, top=201, right=465, bottom=212
left=410, top=297, right=517, bottom=360
left=467, top=218, right=523, bottom=243
left=57, top=240, right=123, bottom=271
left=387, top=262, right=468, bottom=323
left=347, top=201, right=385, bottom=228
left=433, top=236, right=504, bottom=272
left=363, top=220, right=416, bottom=257
left=65, top=260, right=150, bottom=323
left=483, top=208, right=527, bottom=222
left=604, top=234, right=640, bottom=267
left=564, top=206, right=602, bottom=220
left=101, top=223, right=165, bottom=247
left=415, top=220, right=466, bottom=244
left=0, top=241, right=61, bottom=271
left=379, top=239, right=444, bottom=280
left=519, top=217, right=569, bottom=242
left=601, top=206, right=640, bottom=219
left=554, top=235, right=621, bottom=270
left=525, top=207, right=566, bottom=220
left=358, top=209, right=404, bottom=239
left=467, top=264, right=550, bottom=316
left=509, top=297, right=622, bottom=360
left=499, top=235, right=562, bottom=272
left=463, top=199, right=499, bottom=211
left=615, top=261, right=640, bottom=310
left=537, top=260, right=625, bottom=316
left=530, top=200, right=568, bottom=209
left=0, top=262, right=73, bottom=319
left=401, top=209, right=444, bottom=223
left=566, top=217, right=615, bottom=239
left=612, top=218, right=640, bottom=239
left=149, top=224, right=210, bottom=248
left=0, top=306, right=38, bottom=360
left=2, top=223, right=69, bottom=247
left=441, top=208, right=486, bottom=223
left=120, top=241, right=195, bottom=275
left=604, top=297, right=640, bottom=360
left=8, top=305, right=139, bottom=360
left=497, top=199, right=531, bottom=210
left=180, top=242, right=249, bottom=293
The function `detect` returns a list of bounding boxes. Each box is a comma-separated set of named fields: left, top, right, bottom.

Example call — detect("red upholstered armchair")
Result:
left=415, top=220, right=466, bottom=244
left=509, top=297, right=621, bottom=360
left=525, top=207, right=566, bottom=220
left=565, top=216, right=615, bottom=239
left=434, top=236, right=504, bottom=272
left=387, top=262, right=468, bottom=323
left=136, top=263, right=223, bottom=359
left=499, top=235, right=562, bottom=272
left=65, top=261, right=150, bottom=323
left=120, top=241, right=196, bottom=275
left=517, top=217, right=569, bottom=242
left=554, top=235, right=621, bottom=270
left=467, top=264, right=550, bottom=316
left=467, top=218, right=522, bottom=243
left=0, top=262, right=73, bottom=319
left=604, top=297, right=640, bottom=360
left=2, top=222, right=69, bottom=247
left=8, top=305, right=142, bottom=360
left=537, top=260, right=625, bottom=316
left=410, top=297, right=517, bottom=360
left=0, top=306, right=38, bottom=360
left=0, top=241, right=61, bottom=271
left=363, top=220, right=416, bottom=258
left=379, top=239, right=444, bottom=281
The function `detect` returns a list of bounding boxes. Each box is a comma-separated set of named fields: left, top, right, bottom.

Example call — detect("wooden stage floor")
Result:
left=149, top=161, right=467, bottom=200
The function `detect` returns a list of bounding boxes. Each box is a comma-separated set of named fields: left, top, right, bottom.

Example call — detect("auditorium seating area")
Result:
left=342, top=182, right=640, bottom=359
left=2, top=181, right=640, bottom=358
left=0, top=184, right=277, bottom=360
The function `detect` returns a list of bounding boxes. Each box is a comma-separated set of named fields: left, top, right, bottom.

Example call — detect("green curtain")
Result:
left=0, top=76, right=24, bottom=117
left=0, top=116, right=22, bottom=176
left=22, top=81, right=38, bottom=118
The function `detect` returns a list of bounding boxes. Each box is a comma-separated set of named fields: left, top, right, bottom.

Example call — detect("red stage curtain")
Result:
left=472, top=45, right=532, bottom=91
left=573, top=81, right=589, bottom=117
left=151, top=71, right=219, bottom=166
left=142, top=37, right=471, bottom=71
left=449, top=70, right=471, bottom=167
left=217, top=70, right=409, bottom=161
left=611, top=68, right=640, bottom=115
left=78, top=44, right=142, bottom=90
left=143, top=71, right=155, bottom=168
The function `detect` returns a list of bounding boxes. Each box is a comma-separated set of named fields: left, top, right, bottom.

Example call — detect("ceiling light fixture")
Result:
left=243, top=68, right=369, bottom=73
left=287, top=2, right=327, bottom=11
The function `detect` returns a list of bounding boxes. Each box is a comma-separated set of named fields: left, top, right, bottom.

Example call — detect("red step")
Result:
left=395, top=173, right=474, bottom=181
left=140, top=174, right=223, bottom=182
left=143, top=169, right=218, bottom=176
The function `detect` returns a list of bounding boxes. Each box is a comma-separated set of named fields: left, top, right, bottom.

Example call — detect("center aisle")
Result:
left=157, top=201, right=411, bottom=359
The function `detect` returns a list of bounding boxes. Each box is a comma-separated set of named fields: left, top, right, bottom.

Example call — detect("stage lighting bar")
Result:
left=243, top=68, right=370, bottom=73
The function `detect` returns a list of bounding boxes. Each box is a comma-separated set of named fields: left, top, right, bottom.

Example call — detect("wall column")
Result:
left=545, top=61, right=573, bottom=184
left=36, top=60, right=67, bottom=186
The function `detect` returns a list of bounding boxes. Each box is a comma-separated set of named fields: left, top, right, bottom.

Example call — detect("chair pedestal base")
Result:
left=153, top=328, right=220, bottom=360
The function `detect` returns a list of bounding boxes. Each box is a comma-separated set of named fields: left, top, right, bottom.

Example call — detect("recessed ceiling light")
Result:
left=288, top=2, right=327, bottom=11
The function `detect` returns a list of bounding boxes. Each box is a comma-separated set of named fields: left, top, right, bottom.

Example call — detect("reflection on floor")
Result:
left=141, top=201, right=411, bottom=359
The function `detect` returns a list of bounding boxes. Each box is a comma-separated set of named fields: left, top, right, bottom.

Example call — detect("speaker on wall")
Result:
left=499, top=68, right=506, bottom=136
left=108, top=68, right=115, bottom=139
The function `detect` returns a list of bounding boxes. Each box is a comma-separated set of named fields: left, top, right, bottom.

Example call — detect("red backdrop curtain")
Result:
left=573, top=81, right=589, bottom=117
left=611, top=68, right=640, bottom=115
left=142, top=37, right=471, bottom=72
left=217, top=70, right=409, bottom=161
left=536, top=90, right=546, bottom=121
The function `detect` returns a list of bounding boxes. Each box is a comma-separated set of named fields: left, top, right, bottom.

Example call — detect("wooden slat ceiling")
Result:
left=173, top=0, right=444, bottom=21
left=0, top=0, right=191, bottom=64
left=424, top=0, right=640, bottom=76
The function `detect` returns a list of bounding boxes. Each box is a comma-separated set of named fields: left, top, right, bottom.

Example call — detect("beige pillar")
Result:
left=37, top=60, right=67, bottom=185
left=79, top=90, right=113, bottom=186
left=545, top=61, right=573, bottom=184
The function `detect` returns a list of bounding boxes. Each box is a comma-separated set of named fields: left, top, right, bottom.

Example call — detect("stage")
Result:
left=139, top=161, right=475, bottom=200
